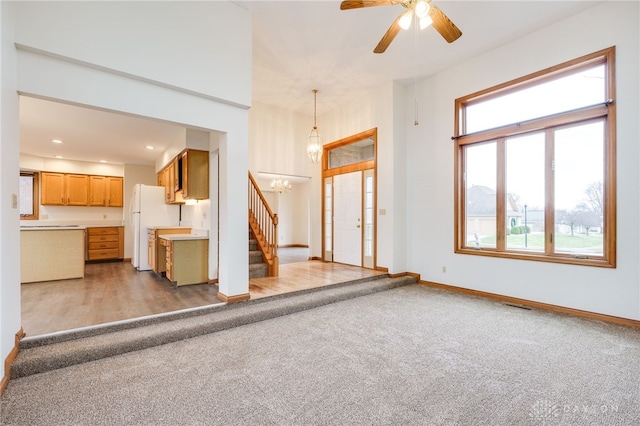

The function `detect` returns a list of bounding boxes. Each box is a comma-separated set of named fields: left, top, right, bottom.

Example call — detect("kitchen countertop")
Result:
left=148, top=226, right=192, bottom=230
left=158, top=234, right=208, bottom=241
left=20, top=225, right=87, bottom=231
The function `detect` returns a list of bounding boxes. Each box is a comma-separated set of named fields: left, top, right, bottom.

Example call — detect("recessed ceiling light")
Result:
left=55, top=155, right=64, bottom=159
left=100, top=160, right=107, bottom=163
left=52, top=139, right=63, bottom=144
left=146, top=145, right=154, bottom=150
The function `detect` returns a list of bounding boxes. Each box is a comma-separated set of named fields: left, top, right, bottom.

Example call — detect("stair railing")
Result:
left=248, top=171, right=279, bottom=277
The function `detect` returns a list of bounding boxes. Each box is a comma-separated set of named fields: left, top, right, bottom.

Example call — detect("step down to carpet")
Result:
left=11, top=274, right=416, bottom=379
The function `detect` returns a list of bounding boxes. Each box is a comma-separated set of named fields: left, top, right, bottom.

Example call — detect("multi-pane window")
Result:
left=455, top=47, right=615, bottom=267
left=20, top=172, right=39, bottom=220
left=364, top=172, right=374, bottom=258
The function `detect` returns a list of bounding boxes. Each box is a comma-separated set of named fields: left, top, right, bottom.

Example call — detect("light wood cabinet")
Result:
left=42, top=172, right=122, bottom=207
left=178, top=149, right=209, bottom=200
left=158, top=160, right=183, bottom=204
left=159, top=236, right=208, bottom=286
left=40, top=172, right=66, bottom=205
left=147, top=227, right=191, bottom=274
left=106, top=177, right=123, bottom=207
left=66, top=174, right=90, bottom=205
left=86, top=226, right=124, bottom=261
left=157, top=149, right=208, bottom=204
left=41, top=172, right=89, bottom=205
left=88, top=176, right=107, bottom=206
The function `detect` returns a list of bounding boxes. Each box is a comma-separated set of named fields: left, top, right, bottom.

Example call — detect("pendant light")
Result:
left=307, top=89, right=323, bottom=164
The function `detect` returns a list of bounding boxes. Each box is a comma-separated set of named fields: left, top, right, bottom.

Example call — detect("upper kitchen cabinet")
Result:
left=106, top=177, right=124, bottom=207
left=42, top=172, right=123, bottom=207
left=158, top=159, right=182, bottom=204
left=178, top=149, right=209, bottom=200
left=40, top=172, right=65, bottom=205
left=41, top=172, right=89, bottom=206
left=158, top=149, right=208, bottom=204
left=89, top=176, right=124, bottom=207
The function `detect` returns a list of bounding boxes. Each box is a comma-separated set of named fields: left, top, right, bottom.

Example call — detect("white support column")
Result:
left=217, top=122, right=249, bottom=302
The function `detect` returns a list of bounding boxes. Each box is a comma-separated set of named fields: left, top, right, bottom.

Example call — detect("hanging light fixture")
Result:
left=307, top=89, right=323, bottom=164
left=271, top=176, right=292, bottom=194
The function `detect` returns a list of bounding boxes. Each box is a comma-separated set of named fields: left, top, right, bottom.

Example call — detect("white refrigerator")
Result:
left=130, top=184, right=180, bottom=271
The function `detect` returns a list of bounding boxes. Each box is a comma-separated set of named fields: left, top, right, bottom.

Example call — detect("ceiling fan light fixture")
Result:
left=419, top=15, right=433, bottom=30
left=307, top=89, right=323, bottom=164
left=399, top=10, right=413, bottom=30
left=415, top=1, right=430, bottom=19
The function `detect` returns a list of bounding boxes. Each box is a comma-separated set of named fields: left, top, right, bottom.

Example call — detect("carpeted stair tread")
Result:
left=249, top=262, right=269, bottom=278
left=249, top=250, right=264, bottom=264
left=12, top=275, right=416, bottom=379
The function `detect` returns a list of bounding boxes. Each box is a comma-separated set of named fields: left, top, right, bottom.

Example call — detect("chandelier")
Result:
left=307, top=89, right=323, bottom=163
left=271, top=177, right=291, bottom=194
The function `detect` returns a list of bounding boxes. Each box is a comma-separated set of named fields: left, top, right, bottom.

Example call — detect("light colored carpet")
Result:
left=2, top=284, right=639, bottom=425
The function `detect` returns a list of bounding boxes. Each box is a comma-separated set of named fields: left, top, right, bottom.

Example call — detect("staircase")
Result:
left=249, top=229, right=269, bottom=278
left=248, top=171, right=279, bottom=277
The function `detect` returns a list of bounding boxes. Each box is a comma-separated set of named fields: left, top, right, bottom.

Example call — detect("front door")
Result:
left=333, top=171, right=362, bottom=266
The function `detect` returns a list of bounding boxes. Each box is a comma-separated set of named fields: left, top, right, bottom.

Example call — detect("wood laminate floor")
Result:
left=21, top=248, right=384, bottom=336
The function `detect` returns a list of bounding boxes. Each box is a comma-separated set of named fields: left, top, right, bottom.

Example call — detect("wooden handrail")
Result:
left=248, top=171, right=279, bottom=277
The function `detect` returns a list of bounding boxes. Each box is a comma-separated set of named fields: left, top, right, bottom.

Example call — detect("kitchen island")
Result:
left=158, top=234, right=208, bottom=286
left=20, top=226, right=86, bottom=283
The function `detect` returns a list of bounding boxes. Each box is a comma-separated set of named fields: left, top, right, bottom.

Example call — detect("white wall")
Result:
left=1, top=1, right=252, bottom=381
left=14, top=1, right=250, bottom=108
left=248, top=101, right=312, bottom=247
left=319, top=83, right=400, bottom=271
left=0, top=0, right=20, bottom=391
left=406, top=1, right=640, bottom=320
left=272, top=182, right=310, bottom=247
left=249, top=101, right=310, bottom=178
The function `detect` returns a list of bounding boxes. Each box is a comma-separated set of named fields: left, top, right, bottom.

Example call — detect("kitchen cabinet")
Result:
left=42, top=172, right=122, bottom=207
left=147, top=227, right=191, bottom=274
left=106, top=177, right=124, bottom=207
left=157, top=149, right=208, bottom=204
left=66, top=174, right=90, bottom=205
left=20, top=227, right=85, bottom=283
left=41, top=172, right=89, bottom=206
left=177, top=149, right=209, bottom=200
left=89, top=176, right=124, bottom=207
left=158, top=160, right=183, bottom=204
left=86, top=226, right=124, bottom=261
left=88, top=176, right=106, bottom=206
left=40, top=172, right=65, bottom=205
left=159, top=235, right=208, bottom=286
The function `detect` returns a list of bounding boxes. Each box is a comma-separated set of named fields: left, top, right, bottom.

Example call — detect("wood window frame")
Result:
left=20, top=171, right=39, bottom=220
left=454, top=47, right=616, bottom=268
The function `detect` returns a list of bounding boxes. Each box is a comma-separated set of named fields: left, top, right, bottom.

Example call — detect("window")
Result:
left=20, top=171, right=39, bottom=220
left=454, top=47, right=616, bottom=267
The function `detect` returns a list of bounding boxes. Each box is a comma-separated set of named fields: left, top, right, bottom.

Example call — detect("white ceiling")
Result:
left=19, top=1, right=602, bottom=166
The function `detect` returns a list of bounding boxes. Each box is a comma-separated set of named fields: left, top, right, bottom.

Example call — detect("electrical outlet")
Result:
left=11, top=193, right=18, bottom=209
left=442, top=266, right=447, bottom=273
left=42, top=214, right=49, bottom=220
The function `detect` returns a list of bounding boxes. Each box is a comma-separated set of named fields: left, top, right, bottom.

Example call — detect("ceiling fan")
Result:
left=340, top=0, right=462, bottom=53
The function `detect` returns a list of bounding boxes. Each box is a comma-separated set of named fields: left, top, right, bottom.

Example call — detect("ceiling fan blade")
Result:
left=430, top=5, right=462, bottom=43
left=340, top=0, right=392, bottom=11
left=374, top=13, right=402, bottom=53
